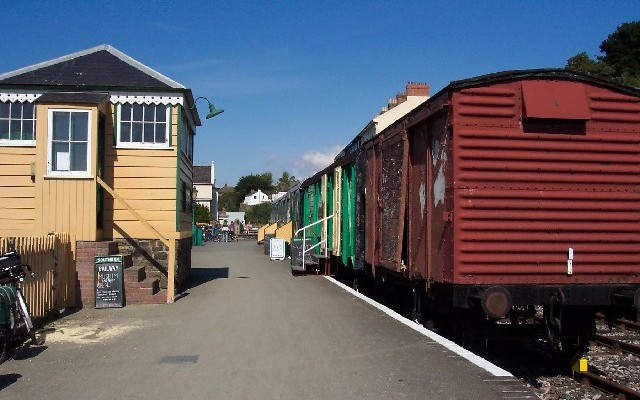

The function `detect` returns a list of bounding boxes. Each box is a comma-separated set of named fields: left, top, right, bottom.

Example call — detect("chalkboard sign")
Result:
left=94, top=255, right=124, bottom=308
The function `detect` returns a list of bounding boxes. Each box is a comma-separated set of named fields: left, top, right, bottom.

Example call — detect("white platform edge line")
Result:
left=324, top=276, right=513, bottom=377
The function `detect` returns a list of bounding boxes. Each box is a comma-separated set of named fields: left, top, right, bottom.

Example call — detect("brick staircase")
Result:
left=76, top=241, right=167, bottom=306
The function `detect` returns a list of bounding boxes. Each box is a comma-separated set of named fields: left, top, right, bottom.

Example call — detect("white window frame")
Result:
left=46, top=109, right=92, bottom=178
left=0, top=101, right=37, bottom=147
left=115, top=103, right=171, bottom=149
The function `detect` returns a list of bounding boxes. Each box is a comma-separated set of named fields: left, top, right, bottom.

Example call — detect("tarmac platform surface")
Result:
left=0, top=240, right=534, bottom=399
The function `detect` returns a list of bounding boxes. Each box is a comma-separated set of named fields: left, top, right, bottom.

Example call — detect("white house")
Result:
left=271, top=191, right=287, bottom=202
left=218, top=211, right=245, bottom=226
left=193, top=161, right=217, bottom=221
left=243, top=189, right=269, bottom=206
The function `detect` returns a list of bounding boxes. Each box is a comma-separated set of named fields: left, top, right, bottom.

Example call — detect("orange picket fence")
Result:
left=0, top=233, right=76, bottom=318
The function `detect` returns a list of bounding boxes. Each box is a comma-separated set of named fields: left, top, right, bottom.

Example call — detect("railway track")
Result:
left=593, top=334, right=640, bottom=357
left=571, top=318, right=640, bottom=400
left=574, top=369, right=640, bottom=400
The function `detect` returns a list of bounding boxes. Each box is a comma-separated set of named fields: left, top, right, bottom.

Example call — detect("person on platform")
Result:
left=221, top=221, right=229, bottom=242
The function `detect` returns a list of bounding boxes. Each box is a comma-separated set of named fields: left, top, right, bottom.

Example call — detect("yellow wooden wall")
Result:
left=0, top=145, right=36, bottom=236
left=103, top=104, right=191, bottom=241
left=1, top=101, right=193, bottom=242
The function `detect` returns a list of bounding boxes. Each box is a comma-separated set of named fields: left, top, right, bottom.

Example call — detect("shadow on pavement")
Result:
left=13, top=345, right=48, bottom=361
left=0, top=373, right=21, bottom=390
left=184, top=267, right=229, bottom=290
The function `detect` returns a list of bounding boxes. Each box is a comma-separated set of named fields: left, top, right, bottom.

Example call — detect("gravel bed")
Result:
left=524, top=321, right=640, bottom=399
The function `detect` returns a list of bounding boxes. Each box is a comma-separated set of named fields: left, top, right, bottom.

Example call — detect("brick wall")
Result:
left=75, top=241, right=119, bottom=307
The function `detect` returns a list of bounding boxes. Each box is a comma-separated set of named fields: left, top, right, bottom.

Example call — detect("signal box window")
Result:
left=47, top=109, right=92, bottom=178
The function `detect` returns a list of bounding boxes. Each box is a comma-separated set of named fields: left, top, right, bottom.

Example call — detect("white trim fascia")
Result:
left=0, top=44, right=186, bottom=89
left=110, top=92, right=184, bottom=106
left=0, top=91, right=42, bottom=103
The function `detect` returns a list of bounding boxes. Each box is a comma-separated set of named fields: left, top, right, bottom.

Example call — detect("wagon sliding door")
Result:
left=407, top=123, right=430, bottom=280
left=364, top=145, right=377, bottom=268
left=378, top=131, right=409, bottom=272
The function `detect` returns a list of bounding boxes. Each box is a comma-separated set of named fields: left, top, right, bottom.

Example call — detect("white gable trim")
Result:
left=110, top=92, right=184, bottom=106
left=0, top=91, right=42, bottom=103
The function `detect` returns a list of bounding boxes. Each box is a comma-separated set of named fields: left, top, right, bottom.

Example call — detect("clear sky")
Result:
left=1, top=1, right=638, bottom=186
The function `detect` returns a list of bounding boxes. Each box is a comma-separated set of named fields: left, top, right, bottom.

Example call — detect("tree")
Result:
left=246, top=202, right=272, bottom=224
left=566, top=52, right=615, bottom=78
left=218, top=191, right=240, bottom=212
left=599, top=21, right=640, bottom=86
left=566, top=21, right=640, bottom=87
left=275, top=171, right=299, bottom=192
left=235, top=172, right=274, bottom=201
left=195, top=204, right=211, bottom=223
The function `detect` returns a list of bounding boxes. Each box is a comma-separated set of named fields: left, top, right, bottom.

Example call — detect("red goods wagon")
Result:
left=367, top=70, right=640, bottom=350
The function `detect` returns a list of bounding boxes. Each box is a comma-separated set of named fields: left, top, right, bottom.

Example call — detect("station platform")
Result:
left=0, top=241, right=534, bottom=399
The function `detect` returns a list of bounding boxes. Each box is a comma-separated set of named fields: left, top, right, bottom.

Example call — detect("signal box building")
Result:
left=0, top=45, right=204, bottom=303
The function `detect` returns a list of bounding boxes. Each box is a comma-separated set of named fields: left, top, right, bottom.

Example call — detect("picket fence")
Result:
left=0, top=233, right=75, bottom=318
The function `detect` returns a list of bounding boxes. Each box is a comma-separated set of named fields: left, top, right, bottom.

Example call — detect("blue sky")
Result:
left=1, top=1, right=638, bottom=186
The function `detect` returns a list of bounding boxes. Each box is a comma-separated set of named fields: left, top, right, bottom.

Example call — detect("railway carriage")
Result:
left=292, top=69, right=640, bottom=358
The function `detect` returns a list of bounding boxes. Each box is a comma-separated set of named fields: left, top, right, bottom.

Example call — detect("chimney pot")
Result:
left=406, top=82, right=430, bottom=97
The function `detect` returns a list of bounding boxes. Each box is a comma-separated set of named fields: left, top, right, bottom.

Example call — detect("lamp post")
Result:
left=192, top=96, right=224, bottom=119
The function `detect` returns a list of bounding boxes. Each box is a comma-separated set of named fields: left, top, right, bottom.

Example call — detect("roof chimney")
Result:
left=406, top=82, right=429, bottom=97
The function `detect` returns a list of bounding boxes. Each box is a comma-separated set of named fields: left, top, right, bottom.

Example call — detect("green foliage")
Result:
left=599, top=21, right=640, bottom=83
left=275, top=171, right=299, bottom=192
left=246, top=202, right=272, bottom=224
left=566, top=52, right=615, bottom=77
left=195, top=204, right=211, bottom=223
left=235, top=172, right=274, bottom=201
left=218, top=191, right=240, bottom=212
left=566, top=21, right=640, bottom=87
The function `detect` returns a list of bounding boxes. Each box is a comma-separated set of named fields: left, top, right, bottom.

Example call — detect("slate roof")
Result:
left=193, top=166, right=212, bottom=184
left=0, top=45, right=184, bottom=90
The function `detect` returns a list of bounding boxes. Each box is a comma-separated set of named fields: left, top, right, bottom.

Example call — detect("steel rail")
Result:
left=576, top=370, right=640, bottom=400
left=593, top=334, right=640, bottom=357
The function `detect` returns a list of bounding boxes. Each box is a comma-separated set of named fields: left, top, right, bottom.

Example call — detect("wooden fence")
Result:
left=0, top=233, right=76, bottom=318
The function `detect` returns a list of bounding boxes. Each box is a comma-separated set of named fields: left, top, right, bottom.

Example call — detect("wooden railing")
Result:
left=0, top=232, right=75, bottom=318
left=96, top=176, right=176, bottom=303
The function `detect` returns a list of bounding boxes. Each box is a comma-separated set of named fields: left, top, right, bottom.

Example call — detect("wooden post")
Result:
left=167, top=238, right=176, bottom=303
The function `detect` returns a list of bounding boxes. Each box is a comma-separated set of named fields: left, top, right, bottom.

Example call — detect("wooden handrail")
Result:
left=96, top=176, right=176, bottom=303
left=96, top=176, right=169, bottom=247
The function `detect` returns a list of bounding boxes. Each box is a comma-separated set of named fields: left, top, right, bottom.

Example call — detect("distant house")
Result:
left=193, top=162, right=217, bottom=222
left=243, top=189, right=269, bottom=206
left=0, top=44, right=210, bottom=302
left=219, top=211, right=245, bottom=226
left=271, top=191, right=287, bottom=202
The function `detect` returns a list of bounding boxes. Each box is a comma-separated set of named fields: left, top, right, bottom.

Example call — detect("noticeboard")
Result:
left=94, top=255, right=124, bottom=308
left=270, top=238, right=286, bottom=261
